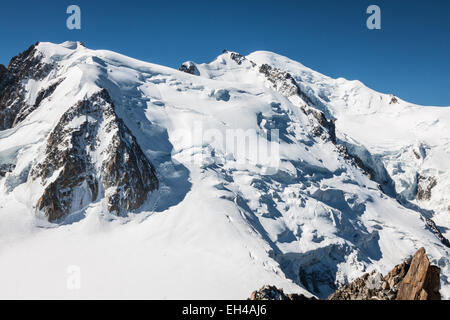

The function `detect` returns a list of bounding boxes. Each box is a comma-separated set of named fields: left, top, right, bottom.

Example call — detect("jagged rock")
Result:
left=425, top=219, right=450, bottom=248
left=31, top=89, right=159, bottom=221
left=0, top=43, right=54, bottom=130
left=397, top=248, right=441, bottom=300
left=328, top=248, right=441, bottom=300
left=225, top=51, right=256, bottom=67
left=258, top=63, right=314, bottom=105
left=413, top=149, right=421, bottom=160
left=300, top=105, right=336, bottom=144
left=179, top=61, right=199, bottom=76
left=0, top=164, right=15, bottom=177
left=259, top=64, right=301, bottom=98
left=249, top=285, right=316, bottom=301
left=389, top=95, right=399, bottom=104
left=336, top=144, right=378, bottom=182
left=417, top=174, right=437, bottom=201
left=230, top=52, right=246, bottom=65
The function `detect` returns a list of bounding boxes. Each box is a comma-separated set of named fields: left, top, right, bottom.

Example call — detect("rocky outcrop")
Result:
left=31, top=89, right=159, bottom=222
left=396, top=248, right=441, bottom=300
left=0, top=164, right=15, bottom=178
left=249, top=285, right=316, bottom=301
left=336, top=144, right=378, bottom=181
left=389, top=95, right=399, bottom=105
left=229, top=52, right=246, bottom=65
left=328, top=248, right=441, bottom=300
left=222, top=50, right=256, bottom=67
left=179, top=61, right=200, bottom=76
left=425, top=219, right=450, bottom=248
left=417, top=174, right=437, bottom=201
left=259, top=64, right=295, bottom=96
left=300, top=105, right=336, bottom=144
left=258, top=63, right=315, bottom=108
left=328, top=269, right=404, bottom=300
left=0, top=43, right=54, bottom=130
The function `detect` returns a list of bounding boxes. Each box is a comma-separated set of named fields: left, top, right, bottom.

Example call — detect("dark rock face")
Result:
left=0, top=164, right=15, bottom=177
left=225, top=50, right=256, bottom=67
left=259, top=64, right=314, bottom=106
left=179, top=61, right=199, bottom=76
left=336, top=144, right=378, bottom=181
left=0, top=43, right=54, bottom=130
left=230, top=52, right=246, bottom=65
left=31, top=89, right=159, bottom=222
left=417, top=174, right=437, bottom=201
left=259, top=64, right=300, bottom=98
left=389, top=95, right=399, bottom=105
left=425, top=219, right=450, bottom=248
left=300, top=105, right=336, bottom=144
left=328, top=248, right=441, bottom=300
left=0, top=64, right=10, bottom=91
left=249, top=285, right=316, bottom=301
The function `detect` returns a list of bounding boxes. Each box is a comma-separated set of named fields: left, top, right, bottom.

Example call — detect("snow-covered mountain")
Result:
left=0, top=41, right=449, bottom=299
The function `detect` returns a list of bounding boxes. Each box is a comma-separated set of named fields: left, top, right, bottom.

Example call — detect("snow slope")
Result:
left=0, top=42, right=449, bottom=299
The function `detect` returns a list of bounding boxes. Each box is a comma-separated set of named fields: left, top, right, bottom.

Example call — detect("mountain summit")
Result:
left=0, top=42, right=449, bottom=299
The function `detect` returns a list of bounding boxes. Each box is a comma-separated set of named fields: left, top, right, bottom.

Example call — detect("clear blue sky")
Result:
left=1, top=0, right=449, bottom=106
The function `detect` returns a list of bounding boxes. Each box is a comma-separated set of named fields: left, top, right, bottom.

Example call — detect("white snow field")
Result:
left=0, top=42, right=449, bottom=299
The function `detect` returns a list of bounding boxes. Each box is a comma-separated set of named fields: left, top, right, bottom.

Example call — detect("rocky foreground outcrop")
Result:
left=328, top=248, right=441, bottom=300
left=251, top=248, right=441, bottom=301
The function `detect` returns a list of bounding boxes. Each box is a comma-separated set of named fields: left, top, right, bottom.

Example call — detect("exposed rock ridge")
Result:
left=425, top=219, right=450, bottom=248
left=258, top=63, right=315, bottom=106
left=417, top=174, right=437, bottom=201
left=0, top=43, right=55, bottom=130
left=300, top=105, right=336, bottom=144
left=31, top=89, right=159, bottom=222
left=179, top=61, right=200, bottom=76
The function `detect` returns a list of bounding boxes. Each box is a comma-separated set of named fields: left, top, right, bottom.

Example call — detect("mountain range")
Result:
left=0, top=41, right=449, bottom=299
